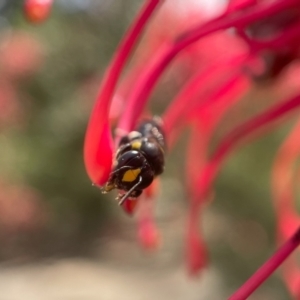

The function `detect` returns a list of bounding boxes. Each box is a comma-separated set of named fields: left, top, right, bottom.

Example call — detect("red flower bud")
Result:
left=24, top=0, right=53, bottom=24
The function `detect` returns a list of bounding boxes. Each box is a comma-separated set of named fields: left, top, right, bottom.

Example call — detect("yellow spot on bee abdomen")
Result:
left=122, top=168, right=141, bottom=182
left=131, top=141, right=142, bottom=150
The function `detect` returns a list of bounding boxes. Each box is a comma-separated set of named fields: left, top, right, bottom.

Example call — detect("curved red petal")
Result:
left=197, top=93, right=300, bottom=201
left=144, top=179, right=160, bottom=199
left=229, top=227, right=300, bottom=300
left=187, top=210, right=207, bottom=275
left=121, top=198, right=139, bottom=215
left=271, top=120, right=300, bottom=298
left=84, top=119, right=113, bottom=186
left=119, top=0, right=297, bottom=136
left=138, top=217, right=161, bottom=250
left=136, top=195, right=160, bottom=250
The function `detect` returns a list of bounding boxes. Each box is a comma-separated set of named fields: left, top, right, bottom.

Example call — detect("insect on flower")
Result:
left=102, top=117, right=166, bottom=206
left=84, top=0, right=300, bottom=297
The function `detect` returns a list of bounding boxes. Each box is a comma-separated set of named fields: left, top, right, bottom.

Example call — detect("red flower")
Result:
left=272, top=121, right=300, bottom=298
left=0, top=30, right=45, bottom=129
left=0, top=180, right=47, bottom=233
left=24, top=0, right=53, bottom=24
left=84, top=0, right=300, bottom=298
left=0, top=31, right=44, bottom=79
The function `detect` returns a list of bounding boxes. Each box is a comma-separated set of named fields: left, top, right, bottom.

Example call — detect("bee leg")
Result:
left=102, top=182, right=116, bottom=194
left=117, top=176, right=143, bottom=206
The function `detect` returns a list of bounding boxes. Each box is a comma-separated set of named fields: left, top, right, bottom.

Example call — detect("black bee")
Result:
left=102, top=118, right=166, bottom=205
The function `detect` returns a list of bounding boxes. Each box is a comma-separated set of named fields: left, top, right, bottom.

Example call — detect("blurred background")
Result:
left=0, top=0, right=296, bottom=299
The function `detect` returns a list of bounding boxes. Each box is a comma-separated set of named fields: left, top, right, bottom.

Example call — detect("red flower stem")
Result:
left=190, top=74, right=246, bottom=118
left=187, top=72, right=250, bottom=200
left=272, top=120, right=300, bottom=215
left=228, top=226, right=300, bottom=300
left=115, top=44, right=174, bottom=140
left=116, top=0, right=298, bottom=135
left=188, top=95, right=300, bottom=273
left=173, top=0, right=298, bottom=51
left=163, top=55, right=248, bottom=144
left=89, top=0, right=161, bottom=119
left=188, top=95, right=300, bottom=258
left=185, top=75, right=250, bottom=274
left=197, top=94, right=300, bottom=200
left=271, top=121, right=300, bottom=298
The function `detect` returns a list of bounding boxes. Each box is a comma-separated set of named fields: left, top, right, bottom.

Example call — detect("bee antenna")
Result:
left=118, top=176, right=142, bottom=206
left=110, top=165, right=131, bottom=175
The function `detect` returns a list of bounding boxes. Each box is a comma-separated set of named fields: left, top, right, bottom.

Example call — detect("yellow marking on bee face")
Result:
left=122, top=168, right=141, bottom=182
left=131, top=141, right=142, bottom=150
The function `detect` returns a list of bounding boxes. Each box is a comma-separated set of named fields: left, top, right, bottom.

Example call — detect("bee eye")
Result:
left=141, top=140, right=161, bottom=158
left=140, top=140, right=165, bottom=175
left=116, top=143, right=132, bottom=159
left=117, top=150, right=144, bottom=169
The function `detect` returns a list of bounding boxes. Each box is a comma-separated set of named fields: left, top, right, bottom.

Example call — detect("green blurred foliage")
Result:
left=0, top=0, right=144, bottom=256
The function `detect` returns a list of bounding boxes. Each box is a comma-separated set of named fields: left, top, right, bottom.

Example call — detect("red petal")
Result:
left=84, top=119, right=113, bottom=186
left=121, top=198, right=139, bottom=215
left=187, top=210, right=207, bottom=275
left=136, top=196, right=160, bottom=250
left=271, top=120, right=300, bottom=298
left=185, top=72, right=249, bottom=200
left=144, top=179, right=160, bottom=199
left=197, top=93, right=300, bottom=202
left=163, top=52, right=253, bottom=150
left=229, top=227, right=300, bottom=300
left=138, top=217, right=161, bottom=250
left=124, top=179, right=161, bottom=249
